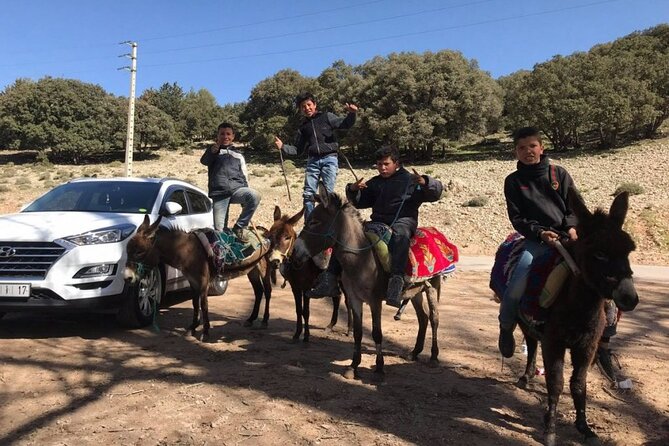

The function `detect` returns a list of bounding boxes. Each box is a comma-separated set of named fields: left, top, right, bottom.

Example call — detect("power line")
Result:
left=142, top=0, right=625, bottom=69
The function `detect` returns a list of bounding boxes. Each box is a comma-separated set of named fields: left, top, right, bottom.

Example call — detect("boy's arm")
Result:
left=561, top=170, right=578, bottom=229
left=326, top=111, right=356, bottom=130
left=345, top=179, right=375, bottom=209
left=200, top=144, right=218, bottom=166
left=419, top=175, right=443, bottom=202
left=239, top=153, right=249, bottom=183
left=280, top=129, right=305, bottom=156
left=504, top=177, right=544, bottom=241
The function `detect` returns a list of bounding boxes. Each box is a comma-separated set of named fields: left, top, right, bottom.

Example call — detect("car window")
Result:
left=23, top=181, right=160, bottom=213
left=165, top=189, right=189, bottom=214
left=186, top=190, right=210, bottom=214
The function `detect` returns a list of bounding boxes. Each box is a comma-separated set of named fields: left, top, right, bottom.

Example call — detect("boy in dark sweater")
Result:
left=274, top=92, right=357, bottom=221
left=308, top=146, right=443, bottom=308
left=200, top=122, right=260, bottom=240
left=498, top=127, right=578, bottom=357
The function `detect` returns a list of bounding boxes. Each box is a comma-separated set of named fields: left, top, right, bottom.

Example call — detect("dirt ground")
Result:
left=1, top=270, right=667, bottom=446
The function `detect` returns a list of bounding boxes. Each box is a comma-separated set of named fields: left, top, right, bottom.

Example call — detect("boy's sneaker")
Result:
left=232, top=226, right=250, bottom=244
left=306, top=271, right=341, bottom=299
left=498, top=326, right=516, bottom=358
left=595, top=347, right=621, bottom=382
left=386, top=274, right=405, bottom=308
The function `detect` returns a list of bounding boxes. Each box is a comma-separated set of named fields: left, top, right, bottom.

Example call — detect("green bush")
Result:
left=463, top=196, right=489, bottom=207
left=0, top=184, right=10, bottom=193
left=270, top=178, right=285, bottom=187
left=15, top=177, right=30, bottom=186
left=282, top=160, right=297, bottom=173
left=614, top=182, right=644, bottom=196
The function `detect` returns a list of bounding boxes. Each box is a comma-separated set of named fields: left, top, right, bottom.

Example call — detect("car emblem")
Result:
left=0, top=246, right=16, bottom=258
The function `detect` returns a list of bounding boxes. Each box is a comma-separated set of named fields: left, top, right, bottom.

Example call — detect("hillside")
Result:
left=1, top=136, right=668, bottom=266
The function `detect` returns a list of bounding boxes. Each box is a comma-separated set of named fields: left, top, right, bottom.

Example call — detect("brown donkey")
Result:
left=292, top=183, right=441, bottom=380
left=509, top=189, right=638, bottom=446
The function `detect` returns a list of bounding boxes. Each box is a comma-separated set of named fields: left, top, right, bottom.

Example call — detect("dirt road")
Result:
left=1, top=271, right=667, bottom=445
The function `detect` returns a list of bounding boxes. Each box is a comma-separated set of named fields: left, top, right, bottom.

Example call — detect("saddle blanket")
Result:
left=364, top=224, right=458, bottom=283
left=489, top=232, right=566, bottom=328
left=194, top=227, right=269, bottom=275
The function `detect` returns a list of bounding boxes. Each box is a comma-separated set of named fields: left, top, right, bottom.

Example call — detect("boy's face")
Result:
left=216, top=127, right=235, bottom=146
left=299, top=99, right=318, bottom=118
left=376, top=156, right=400, bottom=178
left=515, top=136, right=544, bottom=165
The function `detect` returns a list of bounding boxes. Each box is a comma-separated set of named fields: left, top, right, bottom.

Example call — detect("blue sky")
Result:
left=0, top=0, right=666, bottom=105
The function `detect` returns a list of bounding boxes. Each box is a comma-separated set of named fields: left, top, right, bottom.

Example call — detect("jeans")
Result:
left=304, top=154, right=338, bottom=221
left=212, top=187, right=261, bottom=231
left=498, top=238, right=552, bottom=329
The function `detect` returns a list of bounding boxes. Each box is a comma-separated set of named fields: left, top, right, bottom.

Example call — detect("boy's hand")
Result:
left=349, top=177, right=367, bottom=192
left=210, top=143, right=220, bottom=153
left=274, top=136, right=283, bottom=150
left=411, top=169, right=426, bottom=186
left=568, top=227, right=578, bottom=241
left=540, top=230, right=560, bottom=246
left=345, top=103, right=358, bottom=113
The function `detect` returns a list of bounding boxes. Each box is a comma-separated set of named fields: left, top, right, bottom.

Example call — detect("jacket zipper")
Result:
left=311, top=119, right=321, bottom=156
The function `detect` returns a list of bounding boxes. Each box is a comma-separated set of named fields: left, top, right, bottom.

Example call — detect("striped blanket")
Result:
left=194, top=227, right=270, bottom=275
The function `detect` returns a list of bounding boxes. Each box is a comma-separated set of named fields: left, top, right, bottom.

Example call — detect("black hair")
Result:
left=512, top=126, right=542, bottom=145
left=295, top=92, right=316, bottom=107
left=217, top=122, right=235, bottom=133
left=374, top=145, right=400, bottom=162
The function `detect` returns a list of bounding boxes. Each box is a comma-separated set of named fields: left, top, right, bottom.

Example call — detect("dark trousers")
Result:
left=326, top=217, right=417, bottom=276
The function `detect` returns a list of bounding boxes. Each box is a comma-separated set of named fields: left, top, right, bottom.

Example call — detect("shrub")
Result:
left=463, top=196, right=488, bottom=207
left=38, top=172, right=51, bottom=181
left=282, top=160, right=297, bottom=173
left=0, top=184, right=10, bottom=193
left=15, top=177, right=30, bottom=186
left=182, top=147, right=194, bottom=156
left=614, top=182, right=644, bottom=196
left=270, top=178, right=285, bottom=187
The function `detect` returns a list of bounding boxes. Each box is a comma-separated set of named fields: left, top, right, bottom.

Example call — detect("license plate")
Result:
left=0, top=283, right=31, bottom=298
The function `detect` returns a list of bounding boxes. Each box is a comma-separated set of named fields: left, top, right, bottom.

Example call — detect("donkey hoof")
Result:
left=584, top=435, right=600, bottom=446
left=324, top=325, right=334, bottom=333
left=200, top=333, right=210, bottom=343
left=243, top=320, right=254, bottom=328
left=428, top=358, right=440, bottom=368
left=343, top=367, right=358, bottom=380
left=516, top=376, right=529, bottom=389
left=186, top=329, right=195, bottom=338
left=544, top=432, right=556, bottom=446
left=260, top=321, right=269, bottom=329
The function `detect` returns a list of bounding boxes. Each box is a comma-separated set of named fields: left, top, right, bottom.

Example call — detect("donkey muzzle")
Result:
left=612, top=277, right=638, bottom=312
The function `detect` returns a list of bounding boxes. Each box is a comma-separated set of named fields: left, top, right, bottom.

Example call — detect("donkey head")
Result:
left=570, top=188, right=638, bottom=312
left=124, top=215, right=162, bottom=283
left=293, top=182, right=344, bottom=262
left=267, top=205, right=304, bottom=269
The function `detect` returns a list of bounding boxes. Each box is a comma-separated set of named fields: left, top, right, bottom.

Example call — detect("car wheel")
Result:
left=117, top=265, right=164, bottom=328
left=209, top=277, right=229, bottom=296
left=0, top=312, right=5, bottom=320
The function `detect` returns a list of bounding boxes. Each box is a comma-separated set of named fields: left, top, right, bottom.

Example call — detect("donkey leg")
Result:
left=292, top=289, right=304, bottom=342
left=244, top=268, right=263, bottom=327
left=187, top=293, right=200, bottom=337
left=426, top=283, right=440, bottom=364
left=200, top=291, right=211, bottom=342
left=260, top=274, right=272, bottom=328
left=543, top=344, right=566, bottom=446
left=303, top=296, right=311, bottom=343
left=344, top=298, right=363, bottom=380
left=409, top=291, right=429, bottom=361
left=370, top=300, right=385, bottom=379
left=570, top=348, right=599, bottom=444
left=326, top=293, right=341, bottom=332
left=517, top=333, right=539, bottom=389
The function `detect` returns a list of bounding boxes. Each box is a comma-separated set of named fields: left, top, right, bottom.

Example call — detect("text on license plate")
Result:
left=0, top=283, right=31, bottom=298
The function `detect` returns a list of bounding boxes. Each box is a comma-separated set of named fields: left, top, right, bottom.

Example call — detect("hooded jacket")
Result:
left=281, top=111, right=356, bottom=158
left=200, top=145, right=249, bottom=198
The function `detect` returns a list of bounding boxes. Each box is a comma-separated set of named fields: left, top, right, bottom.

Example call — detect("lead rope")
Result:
left=554, top=240, right=580, bottom=276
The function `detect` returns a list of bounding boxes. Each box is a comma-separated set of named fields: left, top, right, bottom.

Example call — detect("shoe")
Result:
left=386, top=274, right=405, bottom=308
left=498, top=326, right=516, bottom=358
left=232, top=226, right=250, bottom=243
left=595, top=347, right=621, bottom=382
left=306, top=271, right=341, bottom=299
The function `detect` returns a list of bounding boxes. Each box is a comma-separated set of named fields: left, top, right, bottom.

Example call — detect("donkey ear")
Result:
left=609, top=191, right=629, bottom=228
left=273, top=205, right=282, bottom=222
left=316, top=181, right=330, bottom=208
left=138, top=214, right=151, bottom=232
left=568, top=187, right=591, bottom=223
left=146, top=215, right=162, bottom=238
left=287, top=206, right=305, bottom=226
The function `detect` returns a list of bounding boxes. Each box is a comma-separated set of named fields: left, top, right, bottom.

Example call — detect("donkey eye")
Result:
left=593, top=252, right=609, bottom=263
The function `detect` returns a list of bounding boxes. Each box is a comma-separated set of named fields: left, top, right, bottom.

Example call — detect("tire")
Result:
left=117, top=265, right=164, bottom=328
left=0, top=312, right=5, bottom=320
left=209, top=277, right=229, bottom=296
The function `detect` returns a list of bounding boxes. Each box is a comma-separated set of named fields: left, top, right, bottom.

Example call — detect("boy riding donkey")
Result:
left=308, top=146, right=443, bottom=308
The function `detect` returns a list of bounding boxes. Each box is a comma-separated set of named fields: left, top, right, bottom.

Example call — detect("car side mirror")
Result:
left=161, top=201, right=183, bottom=216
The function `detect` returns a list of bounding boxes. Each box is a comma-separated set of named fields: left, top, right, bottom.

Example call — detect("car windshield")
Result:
left=23, top=181, right=162, bottom=213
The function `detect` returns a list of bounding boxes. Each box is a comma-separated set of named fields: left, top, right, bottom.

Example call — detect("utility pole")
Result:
left=118, top=41, right=138, bottom=177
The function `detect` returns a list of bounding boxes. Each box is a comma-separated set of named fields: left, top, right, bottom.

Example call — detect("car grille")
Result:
left=0, top=242, right=66, bottom=279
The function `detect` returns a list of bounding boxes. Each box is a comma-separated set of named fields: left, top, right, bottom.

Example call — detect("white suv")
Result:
left=0, top=177, right=225, bottom=327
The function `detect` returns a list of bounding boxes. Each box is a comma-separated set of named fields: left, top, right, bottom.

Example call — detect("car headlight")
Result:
left=60, top=224, right=137, bottom=246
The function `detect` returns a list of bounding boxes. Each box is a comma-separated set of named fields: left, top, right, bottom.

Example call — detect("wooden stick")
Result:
left=278, top=149, right=292, bottom=201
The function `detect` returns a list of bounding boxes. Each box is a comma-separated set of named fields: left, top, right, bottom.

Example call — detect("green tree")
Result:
left=179, top=88, right=222, bottom=142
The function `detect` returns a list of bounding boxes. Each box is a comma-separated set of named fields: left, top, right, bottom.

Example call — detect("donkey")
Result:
left=509, top=189, right=638, bottom=446
left=125, top=215, right=265, bottom=342
left=265, top=205, right=351, bottom=342
left=293, top=183, right=441, bottom=380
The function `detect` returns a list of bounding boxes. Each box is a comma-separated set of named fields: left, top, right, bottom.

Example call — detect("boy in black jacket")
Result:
left=498, top=127, right=578, bottom=357
left=308, top=146, right=443, bottom=308
left=274, top=92, right=357, bottom=221
left=200, top=122, right=260, bottom=240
